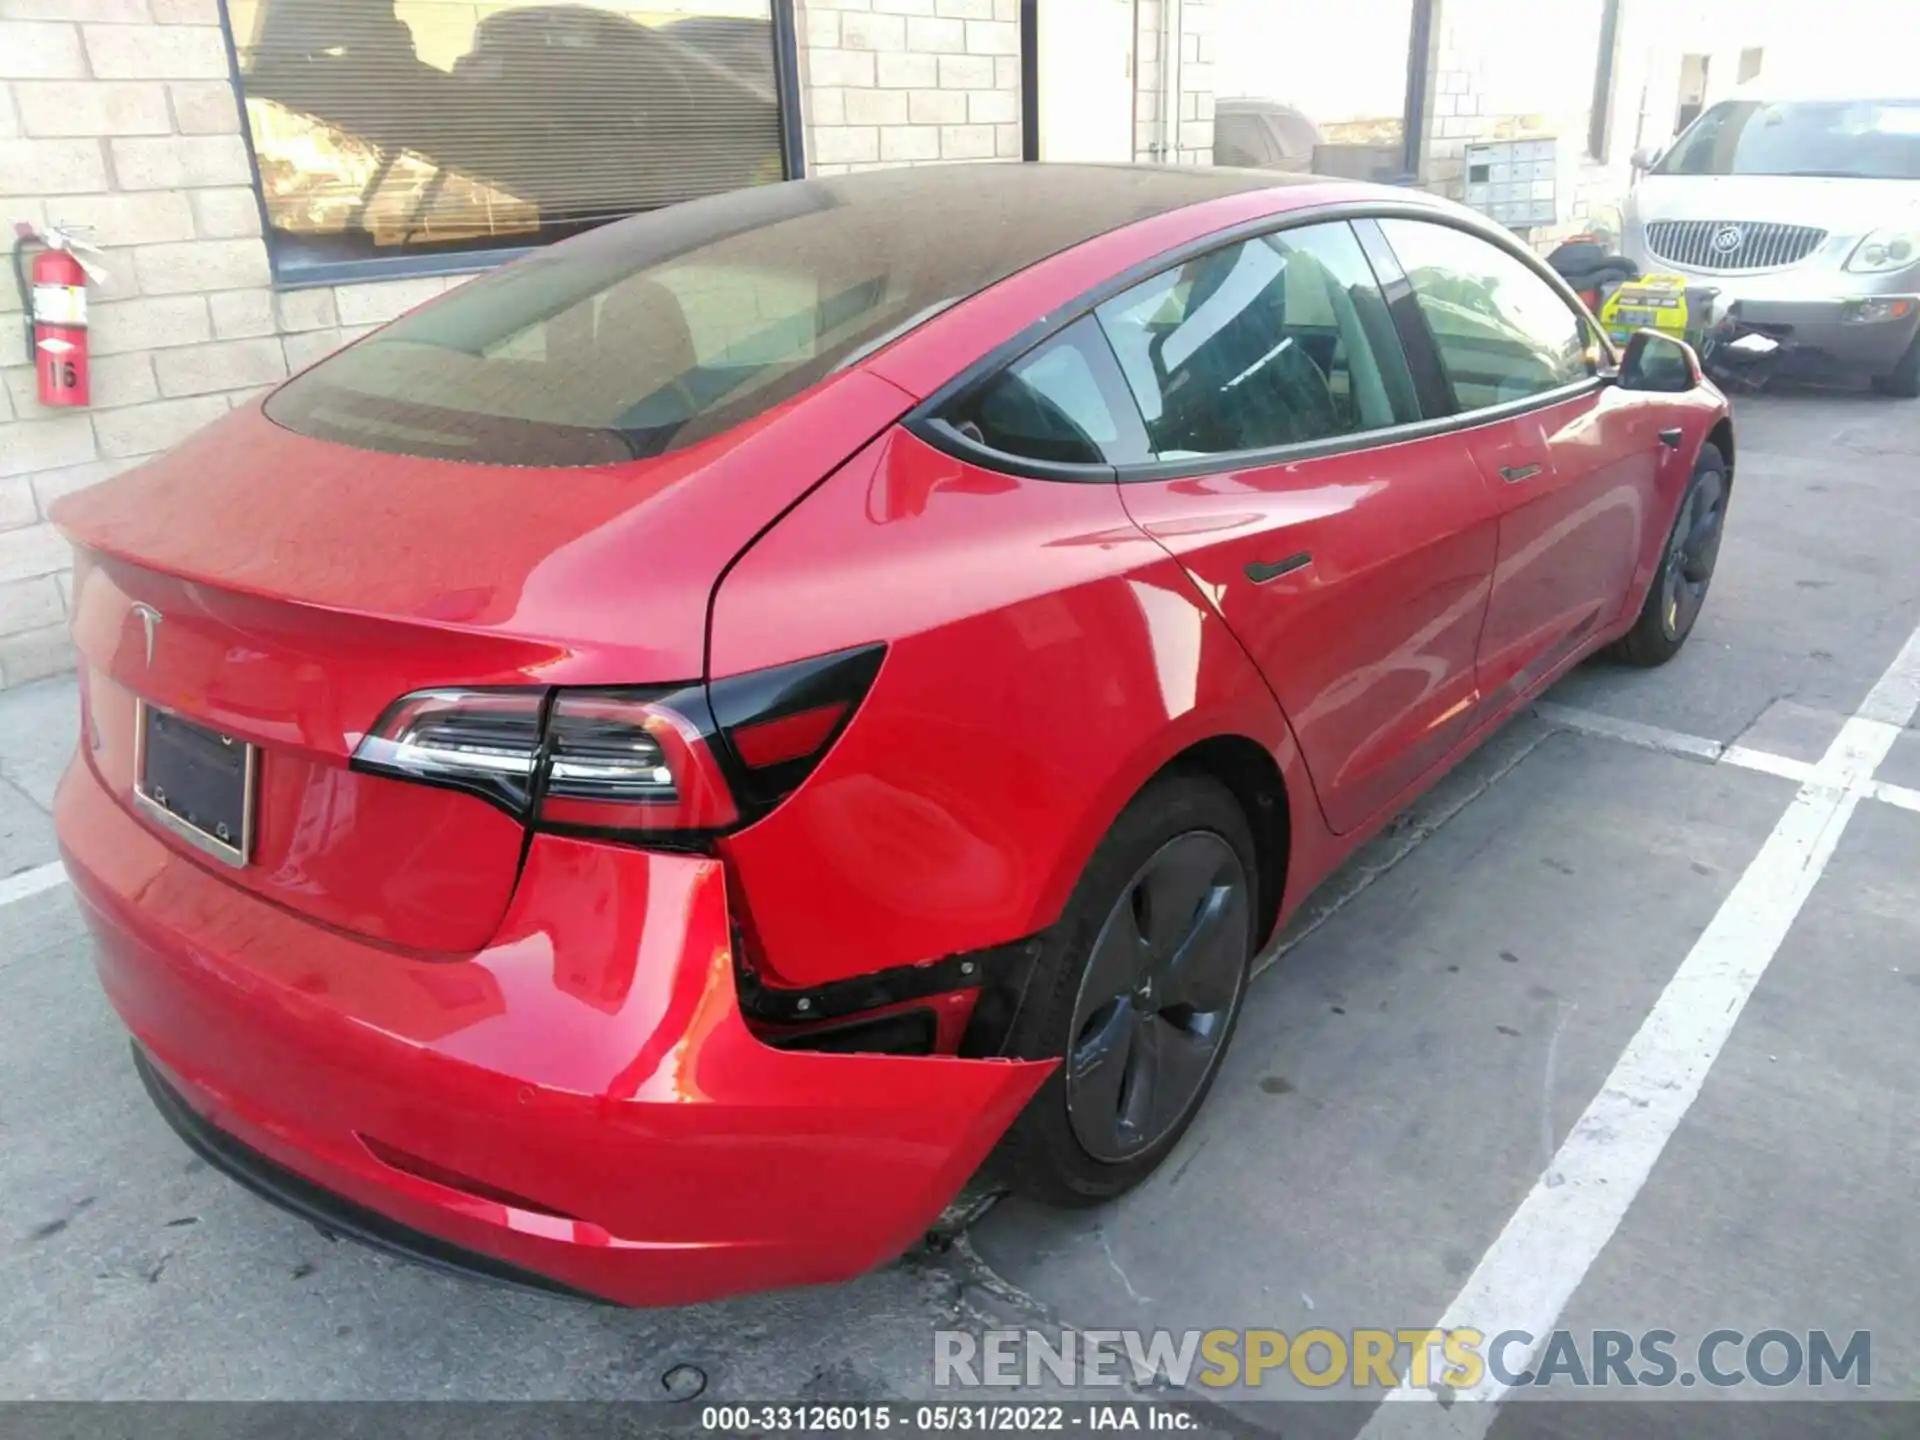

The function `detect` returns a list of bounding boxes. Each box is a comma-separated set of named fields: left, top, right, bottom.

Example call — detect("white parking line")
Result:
left=0, top=860, right=68, bottom=909
left=1362, top=624, right=1920, bottom=1437
left=1532, top=700, right=1820, bottom=784
left=1872, top=780, right=1920, bottom=816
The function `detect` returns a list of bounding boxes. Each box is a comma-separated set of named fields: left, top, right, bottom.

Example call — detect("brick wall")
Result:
left=1133, top=0, right=1213, bottom=165
left=798, top=0, right=1023, bottom=174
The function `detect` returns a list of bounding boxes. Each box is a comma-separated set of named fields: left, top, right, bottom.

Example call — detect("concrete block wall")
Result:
left=797, top=0, right=1024, bottom=173
left=0, top=3, right=483, bottom=687
left=1420, top=0, right=1677, bottom=249
left=1175, top=1, right=1214, bottom=166
left=1133, top=0, right=1214, bottom=165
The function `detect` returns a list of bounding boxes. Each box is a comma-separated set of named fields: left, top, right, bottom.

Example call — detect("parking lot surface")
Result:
left=4, top=388, right=1919, bottom=1431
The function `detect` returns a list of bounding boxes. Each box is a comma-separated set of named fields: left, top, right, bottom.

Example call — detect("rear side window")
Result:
left=942, top=319, right=1134, bottom=467
left=1093, top=220, right=1420, bottom=460
left=1376, top=218, right=1591, bottom=411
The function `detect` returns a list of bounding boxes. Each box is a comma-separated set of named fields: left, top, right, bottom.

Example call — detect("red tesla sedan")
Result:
left=52, top=165, right=1732, bottom=1307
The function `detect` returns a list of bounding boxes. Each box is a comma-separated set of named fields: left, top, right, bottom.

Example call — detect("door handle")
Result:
left=1500, top=463, right=1543, bottom=483
left=1245, top=552, right=1312, bottom=585
left=1659, top=427, right=1684, bottom=450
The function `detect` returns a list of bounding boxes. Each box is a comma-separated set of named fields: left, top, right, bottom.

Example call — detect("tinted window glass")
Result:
left=945, top=319, right=1129, bottom=467
left=1379, top=219, right=1590, bottom=411
left=268, top=165, right=1279, bottom=467
left=1094, top=221, right=1419, bottom=460
left=228, top=0, right=787, bottom=281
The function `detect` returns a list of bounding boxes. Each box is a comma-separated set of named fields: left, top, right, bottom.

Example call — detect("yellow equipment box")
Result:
left=1599, top=273, right=1696, bottom=346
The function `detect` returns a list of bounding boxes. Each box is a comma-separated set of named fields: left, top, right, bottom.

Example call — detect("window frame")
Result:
left=1588, top=0, right=1623, bottom=162
left=1205, top=1, right=1439, bottom=182
left=218, top=0, right=808, bottom=291
left=908, top=201, right=1618, bottom=486
left=1401, top=0, right=1441, bottom=180
left=1367, top=214, right=1615, bottom=424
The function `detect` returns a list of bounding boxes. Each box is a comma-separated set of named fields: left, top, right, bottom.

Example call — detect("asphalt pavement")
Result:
left=3, top=385, right=1918, bottom=1432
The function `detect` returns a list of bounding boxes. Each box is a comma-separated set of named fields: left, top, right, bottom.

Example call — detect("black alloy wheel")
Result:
left=1658, top=459, right=1727, bottom=643
left=1063, top=831, right=1251, bottom=1163
left=1611, top=441, right=1730, bottom=668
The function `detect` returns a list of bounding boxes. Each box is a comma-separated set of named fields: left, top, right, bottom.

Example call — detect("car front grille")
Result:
left=1644, top=219, right=1827, bottom=271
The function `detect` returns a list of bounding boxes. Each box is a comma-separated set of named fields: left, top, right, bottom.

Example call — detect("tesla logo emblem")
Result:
left=1711, top=225, right=1745, bottom=255
left=130, top=603, right=162, bottom=666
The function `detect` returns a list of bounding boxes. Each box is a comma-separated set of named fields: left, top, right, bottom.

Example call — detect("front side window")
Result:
left=1656, top=99, right=1920, bottom=181
left=943, top=320, right=1132, bottom=467
left=1378, top=219, right=1590, bottom=412
left=1094, top=221, right=1421, bottom=460
left=226, top=0, right=789, bottom=281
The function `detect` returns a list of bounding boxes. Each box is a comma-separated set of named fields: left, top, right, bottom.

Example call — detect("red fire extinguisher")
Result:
left=12, top=221, right=108, bottom=408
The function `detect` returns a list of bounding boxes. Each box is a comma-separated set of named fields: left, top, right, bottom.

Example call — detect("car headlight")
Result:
left=1846, top=227, right=1920, bottom=273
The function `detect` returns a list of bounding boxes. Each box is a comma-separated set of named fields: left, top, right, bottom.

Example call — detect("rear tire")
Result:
left=993, top=773, right=1258, bottom=1208
left=1610, top=442, right=1729, bottom=668
left=1872, top=334, right=1920, bottom=398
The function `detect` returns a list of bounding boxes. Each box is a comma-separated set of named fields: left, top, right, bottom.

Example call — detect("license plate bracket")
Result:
left=134, top=701, right=256, bottom=867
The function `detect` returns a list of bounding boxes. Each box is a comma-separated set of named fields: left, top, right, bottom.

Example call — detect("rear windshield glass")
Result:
left=267, top=166, right=1270, bottom=467
left=1655, top=99, right=1920, bottom=181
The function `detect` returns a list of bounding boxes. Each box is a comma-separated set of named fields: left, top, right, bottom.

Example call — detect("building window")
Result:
left=1675, top=53, right=1711, bottom=134
left=1738, top=47, right=1765, bottom=83
left=223, top=0, right=799, bottom=286
left=1588, top=0, right=1623, bottom=161
left=1208, top=0, right=1437, bottom=184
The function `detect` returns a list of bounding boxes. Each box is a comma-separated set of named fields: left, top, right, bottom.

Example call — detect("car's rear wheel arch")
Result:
left=1144, top=734, right=1290, bottom=953
left=1705, top=417, right=1735, bottom=484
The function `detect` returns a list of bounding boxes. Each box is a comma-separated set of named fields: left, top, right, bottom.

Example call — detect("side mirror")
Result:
left=1630, top=145, right=1661, bottom=174
left=1617, top=330, right=1701, bottom=393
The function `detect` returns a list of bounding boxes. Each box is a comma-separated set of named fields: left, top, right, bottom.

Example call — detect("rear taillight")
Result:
left=537, top=687, right=739, bottom=837
left=351, top=645, right=883, bottom=845
left=349, top=688, right=547, bottom=812
left=707, top=643, right=885, bottom=812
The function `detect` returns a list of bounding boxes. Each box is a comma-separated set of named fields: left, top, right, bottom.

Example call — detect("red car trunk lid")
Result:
left=53, top=377, right=911, bottom=954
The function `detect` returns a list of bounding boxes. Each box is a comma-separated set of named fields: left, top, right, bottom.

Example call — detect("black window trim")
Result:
left=920, top=315, right=1146, bottom=479
left=220, top=0, right=809, bottom=291
left=907, top=199, right=1621, bottom=486
left=1351, top=216, right=1454, bottom=420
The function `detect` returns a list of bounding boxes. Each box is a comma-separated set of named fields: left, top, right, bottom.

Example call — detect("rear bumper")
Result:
left=131, top=1043, right=605, bottom=1303
left=57, top=750, right=1051, bottom=1307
